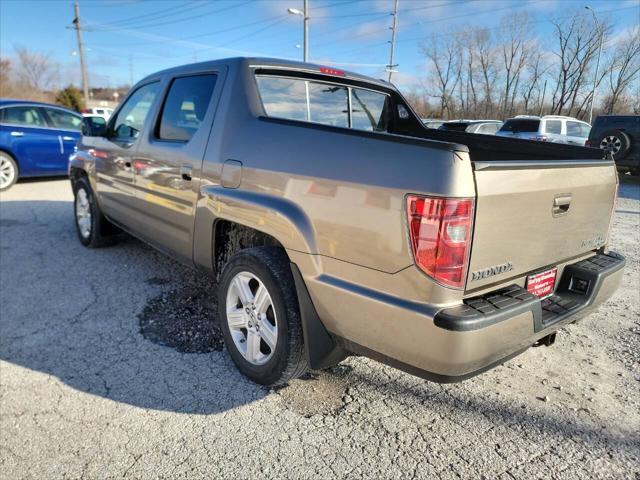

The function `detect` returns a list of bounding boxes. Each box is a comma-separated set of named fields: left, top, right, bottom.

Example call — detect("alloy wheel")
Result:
left=75, top=188, right=92, bottom=238
left=225, top=271, right=278, bottom=365
left=600, top=135, right=622, bottom=155
left=0, top=156, right=16, bottom=190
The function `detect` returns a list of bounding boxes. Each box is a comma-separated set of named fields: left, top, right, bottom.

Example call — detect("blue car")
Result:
left=0, top=99, right=83, bottom=191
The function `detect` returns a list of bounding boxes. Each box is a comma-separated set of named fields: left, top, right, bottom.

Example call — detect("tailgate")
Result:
left=467, top=159, right=617, bottom=290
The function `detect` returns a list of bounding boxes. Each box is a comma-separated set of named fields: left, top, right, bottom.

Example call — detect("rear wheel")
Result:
left=218, top=247, right=308, bottom=386
left=0, top=152, right=18, bottom=191
left=599, top=130, right=631, bottom=159
left=73, top=177, right=117, bottom=247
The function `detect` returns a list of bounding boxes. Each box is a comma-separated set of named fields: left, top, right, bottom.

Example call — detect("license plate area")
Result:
left=526, top=267, right=558, bottom=298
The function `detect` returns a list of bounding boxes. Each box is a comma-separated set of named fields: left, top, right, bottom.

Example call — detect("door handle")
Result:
left=180, top=164, right=192, bottom=181
left=62, top=136, right=75, bottom=141
left=10, top=131, right=24, bottom=137
left=552, top=194, right=572, bottom=217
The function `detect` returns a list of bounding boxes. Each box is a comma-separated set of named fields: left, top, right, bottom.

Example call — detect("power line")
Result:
left=88, top=1, right=205, bottom=29
left=91, top=14, right=287, bottom=47
left=86, top=1, right=251, bottom=32
left=313, top=0, right=466, bottom=48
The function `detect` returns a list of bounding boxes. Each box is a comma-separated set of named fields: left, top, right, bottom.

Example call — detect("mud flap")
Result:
left=290, top=263, right=348, bottom=370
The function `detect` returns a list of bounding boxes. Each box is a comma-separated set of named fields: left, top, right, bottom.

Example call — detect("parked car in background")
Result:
left=496, top=115, right=591, bottom=146
left=587, top=115, right=639, bottom=175
left=438, top=119, right=503, bottom=135
left=421, top=118, right=444, bottom=129
left=69, top=57, right=623, bottom=387
left=82, top=107, right=114, bottom=120
left=0, top=99, right=82, bottom=191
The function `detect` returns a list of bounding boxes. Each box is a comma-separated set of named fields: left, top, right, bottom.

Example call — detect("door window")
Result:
left=111, top=82, right=159, bottom=141
left=158, top=74, right=217, bottom=141
left=44, top=108, right=82, bottom=131
left=1, top=106, right=47, bottom=128
left=544, top=120, right=562, bottom=135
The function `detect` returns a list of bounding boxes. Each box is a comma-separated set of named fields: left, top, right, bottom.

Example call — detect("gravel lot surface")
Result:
left=1, top=177, right=638, bottom=479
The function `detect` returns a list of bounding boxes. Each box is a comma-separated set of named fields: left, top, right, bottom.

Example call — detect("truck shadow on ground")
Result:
left=0, top=199, right=636, bottom=458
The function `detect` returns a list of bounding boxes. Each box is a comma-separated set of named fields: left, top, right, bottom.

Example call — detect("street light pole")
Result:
left=288, top=1, right=309, bottom=62
left=585, top=5, right=603, bottom=124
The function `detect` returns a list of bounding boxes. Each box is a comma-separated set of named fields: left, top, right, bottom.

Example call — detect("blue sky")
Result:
left=1, top=0, right=639, bottom=90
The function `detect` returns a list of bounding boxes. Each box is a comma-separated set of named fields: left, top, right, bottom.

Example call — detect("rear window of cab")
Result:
left=499, top=119, right=540, bottom=133
left=255, top=75, right=391, bottom=133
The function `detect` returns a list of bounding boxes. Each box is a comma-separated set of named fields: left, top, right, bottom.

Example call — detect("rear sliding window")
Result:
left=256, top=75, right=390, bottom=132
left=499, top=119, right=540, bottom=133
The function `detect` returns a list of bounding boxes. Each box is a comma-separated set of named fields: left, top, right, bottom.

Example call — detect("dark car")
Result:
left=0, top=99, right=83, bottom=190
left=587, top=115, right=640, bottom=174
left=439, top=119, right=503, bottom=135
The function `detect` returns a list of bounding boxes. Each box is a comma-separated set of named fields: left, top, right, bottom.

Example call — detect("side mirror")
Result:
left=81, top=116, right=107, bottom=137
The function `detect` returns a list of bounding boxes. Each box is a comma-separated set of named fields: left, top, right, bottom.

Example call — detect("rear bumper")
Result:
left=304, top=251, right=624, bottom=382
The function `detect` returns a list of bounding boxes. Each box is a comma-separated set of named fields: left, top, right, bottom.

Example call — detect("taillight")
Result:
left=585, top=139, right=591, bottom=147
left=406, top=195, right=474, bottom=289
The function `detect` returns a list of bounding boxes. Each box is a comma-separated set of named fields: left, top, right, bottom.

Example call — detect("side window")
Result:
left=307, top=81, right=348, bottom=128
left=477, top=123, right=500, bottom=135
left=351, top=88, right=390, bottom=132
left=545, top=120, right=562, bottom=135
left=111, top=82, right=159, bottom=140
left=1, top=106, right=47, bottom=128
left=158, top=74, right=217, bottom=141
left=45, top=108, right=82, bottom=131
left=566, top=121, right=582, bottom=137
left=580, top=123, right=591, bottom=137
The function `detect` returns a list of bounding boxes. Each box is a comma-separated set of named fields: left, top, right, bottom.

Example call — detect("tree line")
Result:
left=405, top=10, right=640, bottom=122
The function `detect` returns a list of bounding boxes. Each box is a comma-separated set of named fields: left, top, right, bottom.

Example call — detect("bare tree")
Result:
left=14, top=46, right=59, bottom=93
left=601, top=27, right=640, bottom=114
left=421, top=34, right=462, bottom=118
left=548, top=13, right=608, bottom=118
left=497, top=12, right=532, bottom=118
left=520, top=50, right=548, bottom=114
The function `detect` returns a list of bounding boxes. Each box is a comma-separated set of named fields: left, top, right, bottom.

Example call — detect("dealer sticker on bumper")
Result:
left=526, top=267, right=558, bottom=298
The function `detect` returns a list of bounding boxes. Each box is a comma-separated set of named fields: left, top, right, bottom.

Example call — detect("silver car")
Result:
left=496, top=115, right=591, bottom=145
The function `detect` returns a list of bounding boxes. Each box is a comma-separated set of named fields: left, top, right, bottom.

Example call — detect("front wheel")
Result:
left=218, top=247, right=308, bottom=386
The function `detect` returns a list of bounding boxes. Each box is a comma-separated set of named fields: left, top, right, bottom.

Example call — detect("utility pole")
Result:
left=72, top=0, right=90, bottom=106
left=387, top=0, right=399, bottom=82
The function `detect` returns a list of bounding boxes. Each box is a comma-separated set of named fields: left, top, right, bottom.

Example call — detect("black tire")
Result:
left=0, top=152, right=18, bottom=191
left=218, top=246, right=308, bottom=386
left=73, top=176, right=118, bottom=248
left=598, top=130, right=631, bottom=159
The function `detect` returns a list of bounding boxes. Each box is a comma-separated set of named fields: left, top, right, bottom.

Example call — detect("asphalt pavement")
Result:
left=0, top=177, right=638, bottom=479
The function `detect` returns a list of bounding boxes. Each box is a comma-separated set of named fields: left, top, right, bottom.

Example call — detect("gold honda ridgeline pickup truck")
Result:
left=70, top=58, right=624, bottom=386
